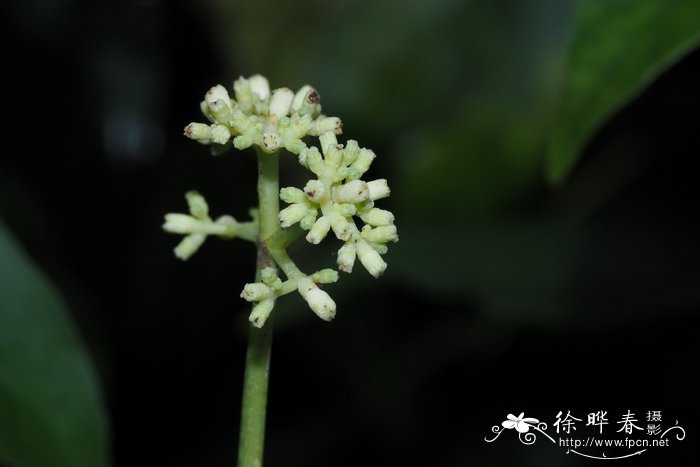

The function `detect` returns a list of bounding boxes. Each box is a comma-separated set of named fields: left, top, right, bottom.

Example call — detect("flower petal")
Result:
left=515, top=421, right=530, bottom=433
left=502, top=420, right=517, bottom=429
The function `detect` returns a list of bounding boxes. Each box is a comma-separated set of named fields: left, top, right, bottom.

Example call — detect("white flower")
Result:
left=173, top=233, right=206, bottom=260
left=297, top=277, right=336, bottom=321
left=163, top=214, right=200, bottom=234
left=269, top=88, right=295, bottom=120
left=359, top=208, right=394, bottom=226
left=279, top=203, right=309, bottom=228
left=248, top=74, right=270, bottom=100
left=334, top=180, right=369, bottom=204
left=183, top=122, right=212, bottom=143
left=210, top=124, right=231, bottom=145
left=249, top=298, right=274, bottom=328
left=356, top=239, right=387, bottom=278
left=336, top=243, right=357, bottom=273
left=366, top=179, right=390, bottom=200
left=306, top=216, right=331, bottom=244
left=240, top=283, right=273, bottom=302
left=502, top=413, right=539, bottom=433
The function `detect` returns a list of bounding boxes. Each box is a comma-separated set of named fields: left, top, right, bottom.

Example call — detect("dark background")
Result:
left=1, top=0, right=698, bottom=466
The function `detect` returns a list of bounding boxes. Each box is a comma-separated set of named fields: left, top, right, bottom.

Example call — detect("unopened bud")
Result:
left=297, top=277, right=336, bottom=321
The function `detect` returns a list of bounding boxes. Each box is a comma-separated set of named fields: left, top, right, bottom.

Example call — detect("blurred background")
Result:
left=1, top=0, right=699, bottom=466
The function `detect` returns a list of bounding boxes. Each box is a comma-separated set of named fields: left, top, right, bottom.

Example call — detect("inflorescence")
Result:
left=164, top=75, right=397, bottom=327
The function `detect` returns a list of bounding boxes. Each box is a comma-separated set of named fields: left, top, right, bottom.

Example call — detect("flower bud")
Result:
left=306, top=215, right=331, bottom=244
left=312, top=269, right=339, bottom=284
left=301, top=147, right=325, bottom=176
left=280, top=187, right=306, bottom=204
left=334, top=180, right=369, bottom=204
left=335, top=203, right=357, bottom=217
left=366, top=179, right=391, bottom=200
left=330, top=215, right=352, bottom=241
left=297, top=277, right=336, bottom=321
left=336, top=242, right=357, bottom=273
left=210, top=124, right=231, bottom=145
left=341, top=140, right=361, bottom=165
left=205, top=85, right=232, bottom=123
left=279, top=203, right=308, bottom=228
left=163, top=214, right=200, bottom=234
left=248, top=74, right=270, bottom=100
left=183, top=122, right=212, bottom=142
left=356, top=240, right=387, bottom=278
left=319, top=131, right=338, bottom=154
left=174, top=233, right=206, bottom=260
left=299, top=209, right=318, bottom=230
left=185, top=191, right=209, bottom=219
left=346, top=148, right=376, bottom=180
left=284, top=138, right=306, bottom=155
left=260, top=267, right=278, bottom=285
left=240, top=282, right=274, bottom=302
left=362, top=225, right=398, bottom=243
left=303, top=179, right=326, bottom=202
left=311, top=116, right=342, bottom=135
left=359, top=208, right=394, bottom=226
left=233, top=135, right=253, bottom=150
left=292, top=85, right=321, bottom=116
left=205, top=84, right=231, bottom=107
left=269, top=87, right=294, bottom=119
left=249, top=298, right=274, bottom=328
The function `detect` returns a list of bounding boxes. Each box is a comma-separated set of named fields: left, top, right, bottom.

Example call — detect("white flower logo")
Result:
left=502, top=413, right=539, bottom=433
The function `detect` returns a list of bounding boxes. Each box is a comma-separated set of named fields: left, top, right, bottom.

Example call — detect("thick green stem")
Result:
left=237, top=150, right=279, bottom=467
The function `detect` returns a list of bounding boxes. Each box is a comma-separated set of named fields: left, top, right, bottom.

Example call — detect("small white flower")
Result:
left=163, top=214, right=200, bottom=234
left=502, top=413, right=539, bottom=433
left=359, top=208, right=394, bottom=226
left=249, top=298, right=274, bottom=328
left=356, top=239, right=387, bottom=278
left=366, top=179, right=391, bottom=200
left=294, top=86, right=321, bottom=116
left=336, top=243, right=357, bottom=273
left=346, top=148, right=376, bottom=180
left=334, top=180, right=369, bottom=204
left=312, top=269, right=339, bottom=284
left=205, top=84, right=231, bottom=107
left=280, top=187, right=306, bottom=204
left=269, top=88, right=295, bottom=120
left=240, top=283, right=273, bottom=302
left=185, top=191, right=209, bottom=219
left=205, top=85, right=232, bottom=123
left=330, top=215, right=352, bottom=241
left=297, top=277, right=336, bottom=321
left=183, top=122, right=212, bottom=143
left=279, top=203, right=309, bottom=228
left=306, top=216, right=331, bottom=244
left=310, top=116, right=342, bottom=136
left=361, top=225, right=398, bottom=243
left=210, top=124, right=231, bottom=145
left=303, top=180, right=326, bottom=202
left=174, top=233, right=206, bottom=260
left=248, top=74, right=270, bottom=100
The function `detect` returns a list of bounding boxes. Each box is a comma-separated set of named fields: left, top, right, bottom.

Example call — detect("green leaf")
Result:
left=547, top=0, right=700, bottom=183
left=0, top=221, right=110, bottom=467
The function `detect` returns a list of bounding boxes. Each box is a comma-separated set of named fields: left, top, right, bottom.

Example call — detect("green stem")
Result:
left=237, top=149, right=279, bottom=467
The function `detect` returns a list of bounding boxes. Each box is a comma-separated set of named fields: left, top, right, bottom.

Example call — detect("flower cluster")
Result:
left=279, top=132, right=398, bottom=277
left=162, top=191, right=256, bottom=259
left=167, top=75, right=397, bottom=327
left=184, top=75, right=341, bottom=155
left=240, top=268, right=339, bottom=326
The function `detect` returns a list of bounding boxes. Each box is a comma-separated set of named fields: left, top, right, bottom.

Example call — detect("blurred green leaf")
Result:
left=547, top=0, right=700, bottom=183
left=0, top=222, right=110, bottom=467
